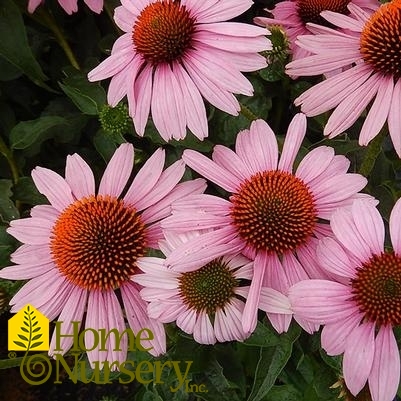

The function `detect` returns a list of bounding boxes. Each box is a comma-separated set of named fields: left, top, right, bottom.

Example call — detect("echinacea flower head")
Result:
left=88, top=0, right=271, bottom=142
left=289, top=198, right=401, bottom=401
left=254, top=0, right=377, bottom=63
left=162, top=113, right=369, bottom=334
left=133, top=231, right=291, bottom=344
left=0, top=144, right=206, bottom=367
left=286, top=1, right=401, bottom=156
left=28, top=0, right=103, bottom=14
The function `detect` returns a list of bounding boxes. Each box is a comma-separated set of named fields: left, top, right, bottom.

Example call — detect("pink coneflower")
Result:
left=28, top=0, right=103, bottom=14
left=133, top=231, right=291, bottom=344
left=0, top=144, right=206, bottom=366
left=162, top=113, right=369, bottom=334
left=286, top=1, right=401, bottom=156
left=87, top=0, right=271, bottom=142
left=289, top=198, right=401, bottom=401
left=254, top=0, right=378, bottom=63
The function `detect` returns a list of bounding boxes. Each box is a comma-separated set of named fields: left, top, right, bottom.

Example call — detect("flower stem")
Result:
left=0, top=136, right=19, bottom=184
left=358, top=132, right=385, bottom=177
left=240, top=103, right=258, bottom=121
left=37, top=9, right=80, bottom=70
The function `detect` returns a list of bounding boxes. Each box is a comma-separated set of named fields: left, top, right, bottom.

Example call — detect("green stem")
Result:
left=0, top=136, right=19, bottom=184
left=38, top=9, right=80, bottom=70
left=240, top=103, right=258, bottom=122
left=358, top=132, right=385, bottom=177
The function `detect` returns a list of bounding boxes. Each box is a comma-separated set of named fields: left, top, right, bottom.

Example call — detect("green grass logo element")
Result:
left=13, top=305, right=44, bottom=351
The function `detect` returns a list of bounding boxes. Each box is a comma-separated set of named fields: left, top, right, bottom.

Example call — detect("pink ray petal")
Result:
left=242, top=251, right=267, bottom=333
left=11, top=244, right=52, bottom=265
left=8, top=218, right=53, bottom=245
left=369, top=326, right=400, bottom=401
left=183, top=149, right=241, bottom=192
left=343, top=322, right=375, bottom=396
left=388, top=79, right=401, bottom=157
left=359, top=75, right=393, bottom=146
left=278, top=113, right=307, bottom=173
left=321, top=313, right=363, bottom=355
left=193, top=313, right=215, bottom=344
left=390, top=198, right=401, bottom=255
left=124, top=148, right=165, bottom=206
left=49, top=286, right=87, bottom=356
left=32, top=167, right=74, bottom=211
left=98, top=143, right=134, bottom=197
left=317, top=237, right=356, bottom=279
left=120, top=282, right=166, bottom=356
left=65, top=153, right=95, bottom=199
left=296, top=146, right=334, bottom=184
left=235, top=119, right=278, bottom=174
left=351, top=199, right=384, bottom=255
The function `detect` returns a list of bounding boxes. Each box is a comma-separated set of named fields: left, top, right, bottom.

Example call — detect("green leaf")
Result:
left=0, top=0, right=48, bottom=87
left=30, top=341, right=43, bottom=349
left=17, top=334, right=28, bottom=342
left=247, top=326, right=301, bottom=401
left=0, top=179, right=19, bottom=223
left=243, top=322, right=281, bottom=348
left=0, top=356, right=25, bottom=368
left=93, top=129, right=120, bottom=161
left=9, top=116, right=68, bottom=150
left=0, top=245, right=13, bottom=268
left=59, top=69, right=106, bottom=115
left=264, top=385, right=302, bottom=401
left=13, top=341, right=26, bottom=348
left=12, top=177, right=47, bottom=206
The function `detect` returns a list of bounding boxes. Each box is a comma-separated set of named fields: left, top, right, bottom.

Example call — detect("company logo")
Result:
left=7, top=304, right=207, bottom=393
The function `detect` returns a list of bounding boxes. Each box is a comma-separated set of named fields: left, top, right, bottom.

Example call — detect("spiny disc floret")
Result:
left=230, top=170, right=317, bottom=254
left=360, top=1, right=401, bottom=79
left=178, top=259, right=238, bottom=314
left=51, top=195, right=147, bottom=291
left=297, top=0, right=350, bottom=26
left=133, top=0, right=196, bottom=65
left=351, top=252, right=401, bottom=326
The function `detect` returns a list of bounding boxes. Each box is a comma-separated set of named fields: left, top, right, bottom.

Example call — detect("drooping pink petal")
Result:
left=98, top=143, right=134, bottom=197
left=193, top=313, right=215, bottom=344
left=84, top=0, right=103, bottom=13
left=176, top=308, right=197, bottom=334
left=359, top=75, right=393, bottom=146
left=343, top=322, right=375, bottom=396
left=132, top=63, right=153, bottom=135
left=85, top=291, right=108, bottom=367
left=242, top=251, right=267, bottom=333
left=190, top=0, right=253, bottom=23
left=369, top=326, right=400, bottom=401
left=320, top=9, right=364, bottom=31
left=49, top=286, right=87, bottom=356
left=151, top=64, right=186, bottom=141
left=173, top=62, right=208, bottom=140
left=10, top=244, right=52, bottom=265
left=58, top=0, right=78, bottom=14
left=211, top=145, right=251, bottom=181
left=324, top=74, right=381, bottom=138
left=388, top=79, right=401, bottom=157
left=120, top=282, right=166, bottom=356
